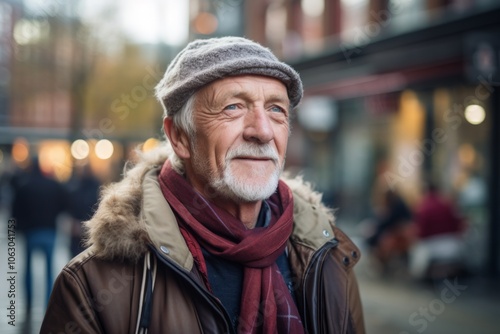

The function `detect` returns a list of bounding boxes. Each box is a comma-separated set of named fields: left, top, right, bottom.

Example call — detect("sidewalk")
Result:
left=354, top=237, right=500, bottom=334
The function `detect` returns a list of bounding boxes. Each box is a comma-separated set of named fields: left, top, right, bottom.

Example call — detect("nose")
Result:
left=243, top=107, right=274, bottom=144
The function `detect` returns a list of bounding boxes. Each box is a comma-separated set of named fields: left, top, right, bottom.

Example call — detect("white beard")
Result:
left=193, top=143, right=283, bottom=202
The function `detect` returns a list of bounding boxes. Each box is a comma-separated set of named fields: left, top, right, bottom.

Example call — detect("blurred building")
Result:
left=0, top=0, right=96, bottom=181
left=0, top=0, right=174, bottom=183
left=188, top=0, right=500, bottom=276
left=0, top=0, right=16, bottom=126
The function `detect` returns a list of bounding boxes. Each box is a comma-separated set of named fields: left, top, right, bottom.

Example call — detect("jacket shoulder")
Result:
left=83, top=145, right=170, bottom=263
left=42, top=248, right=142, bottom=333
left=331, top=225, right=361, bottom=270
left=283, top=175, right=337, bottom=251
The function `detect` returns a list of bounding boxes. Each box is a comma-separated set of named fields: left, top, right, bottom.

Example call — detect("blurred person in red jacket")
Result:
left=410, top=181, right=467, bottom=280
left=414, top=182, right=465, bottom=238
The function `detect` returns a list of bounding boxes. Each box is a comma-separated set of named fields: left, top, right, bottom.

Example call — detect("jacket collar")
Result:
left=84, top=143, right=337, bottom=269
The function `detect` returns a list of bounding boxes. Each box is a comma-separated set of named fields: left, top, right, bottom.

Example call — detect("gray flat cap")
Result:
left=155, top=36, right=303, bottom=117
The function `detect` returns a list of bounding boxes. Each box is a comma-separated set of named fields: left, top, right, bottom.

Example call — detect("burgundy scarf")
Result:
left=158, top=162, right=304, bottom=334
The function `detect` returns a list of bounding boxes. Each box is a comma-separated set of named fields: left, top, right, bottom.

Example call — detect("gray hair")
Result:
left=164, top=93, right=197, bottom=174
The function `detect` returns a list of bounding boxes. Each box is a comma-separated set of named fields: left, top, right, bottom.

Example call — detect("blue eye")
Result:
left=271, top=106, right=285, bottom=113
left=224, top=104, right=237, bottom=110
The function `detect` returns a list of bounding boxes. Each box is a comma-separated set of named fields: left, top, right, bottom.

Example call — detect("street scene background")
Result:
left=0, top=0, right=499, bottom=333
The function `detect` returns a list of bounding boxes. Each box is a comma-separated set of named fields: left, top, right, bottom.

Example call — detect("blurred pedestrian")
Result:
left=66, top=163, right=101, bottom=257
left=414, top=182, right=465, bottom=238
left=409, top=182, right=466, bottom=280
left=41, top=36, right=365, bottom=333
left=366, top=188, right=414, bottom=271
left=11, top=156, right=68, bottom=316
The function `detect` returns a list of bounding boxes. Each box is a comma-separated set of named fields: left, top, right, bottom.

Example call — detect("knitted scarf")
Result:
left=158, top=162, right=304, bottom=334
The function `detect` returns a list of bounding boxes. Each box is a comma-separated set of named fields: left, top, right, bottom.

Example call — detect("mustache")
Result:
left=226, top=143, right=279, bottom=163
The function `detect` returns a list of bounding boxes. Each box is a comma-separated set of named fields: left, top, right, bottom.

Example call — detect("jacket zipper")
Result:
left=150, top=246, right=236, bottom=334
left=302, top=238, right=339, bottom=280
left=301, top=238, right=339, bottom=331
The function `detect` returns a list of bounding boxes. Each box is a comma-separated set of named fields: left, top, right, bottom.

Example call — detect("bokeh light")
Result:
left=12, top=138, right=30, bottom=166
left=142, top=138, right=160, bottom=152
left=95, top=139, right=114, bottom=159
left=464, top=104, right=486, bottom=125
left=71, top=139, right=90, bottom=160
left=38, top=141, right=72, bottom=181
left=193, top=12, right=218, bottom=35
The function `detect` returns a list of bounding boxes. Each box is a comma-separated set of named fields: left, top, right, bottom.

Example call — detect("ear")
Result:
left=163, top=117, right=191, bottom=159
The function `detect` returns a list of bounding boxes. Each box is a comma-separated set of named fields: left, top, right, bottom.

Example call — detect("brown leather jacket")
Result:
left=41, top=149, right=365, bottom=334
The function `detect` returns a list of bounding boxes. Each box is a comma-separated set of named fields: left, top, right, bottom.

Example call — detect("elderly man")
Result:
left=41, top=37, right=365, bottom=334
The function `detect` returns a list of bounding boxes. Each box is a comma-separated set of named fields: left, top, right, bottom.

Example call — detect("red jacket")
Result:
left=415, top=192, right=464, bottom=239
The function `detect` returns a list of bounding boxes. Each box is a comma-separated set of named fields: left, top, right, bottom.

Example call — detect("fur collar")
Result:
left=84, top=142, right=335, bottom=263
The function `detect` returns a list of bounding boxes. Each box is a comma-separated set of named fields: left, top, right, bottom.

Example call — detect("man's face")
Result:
left=185, top=75, right=290, bottom=203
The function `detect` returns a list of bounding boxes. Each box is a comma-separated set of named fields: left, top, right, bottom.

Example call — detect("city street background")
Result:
left=1, top=0, right=500, bottom=333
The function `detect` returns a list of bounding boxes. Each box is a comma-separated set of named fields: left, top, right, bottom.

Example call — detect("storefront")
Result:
left=292, top=7, right=500, bottom=275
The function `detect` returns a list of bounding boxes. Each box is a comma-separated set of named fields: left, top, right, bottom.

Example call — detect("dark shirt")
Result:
left=202, top=200, right=296, bottom=330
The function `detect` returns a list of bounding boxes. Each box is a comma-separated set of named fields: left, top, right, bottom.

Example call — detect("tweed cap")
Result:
left=155, top=36, right=303, bottom=116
